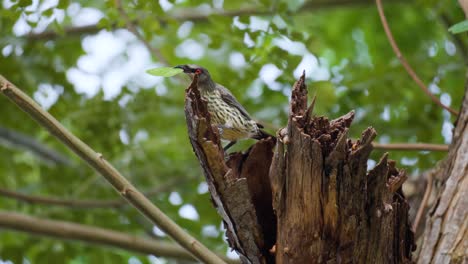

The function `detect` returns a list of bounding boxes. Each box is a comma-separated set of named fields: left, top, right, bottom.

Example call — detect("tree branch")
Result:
left=0, top=76, right=226, bottom=264
left=375, top=0, right=459, bottom=116
left=0, top=176, right=185, bottom=209
left=0, top=126, right=73, bottom=166
left=0, top=211, right=238, bottom=264
left=417, top=73, right=468, bottom=263
left=372, top=143, right=449, bottom=152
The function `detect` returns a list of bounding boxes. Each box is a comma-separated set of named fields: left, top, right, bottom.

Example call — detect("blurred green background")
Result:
left=0, top=0, right=465, bottom=263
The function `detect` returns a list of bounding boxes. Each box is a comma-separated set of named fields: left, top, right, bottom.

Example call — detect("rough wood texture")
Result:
left=185, top=73, right=415, bottom=263
left=184, top=75, right=276, bottom=264
left=270, top=73, right=415, bottom=263
left=417, top=84, right=467, bottom=264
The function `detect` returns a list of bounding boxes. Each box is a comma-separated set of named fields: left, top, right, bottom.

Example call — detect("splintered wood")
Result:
left=185, top=73, right=415, bottom=264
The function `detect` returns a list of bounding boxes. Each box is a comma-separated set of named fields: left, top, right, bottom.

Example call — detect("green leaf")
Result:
left=146, top=67, right=183, bottom=77
left=17, top=0, right=32, bottom=7
left=448, top=20, right=468, bottom=34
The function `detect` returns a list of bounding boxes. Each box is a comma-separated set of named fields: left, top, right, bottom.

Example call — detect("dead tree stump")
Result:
left=185, top=73, right=415, bottom=264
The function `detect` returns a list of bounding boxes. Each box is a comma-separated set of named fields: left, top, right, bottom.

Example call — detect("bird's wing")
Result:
left=217, top=84, right=253, bottom=120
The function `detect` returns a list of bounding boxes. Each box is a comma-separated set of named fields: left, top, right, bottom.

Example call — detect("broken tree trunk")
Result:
left=417, top=81, right=467, bottom=264
left=185, top=73, right=415, bottom=264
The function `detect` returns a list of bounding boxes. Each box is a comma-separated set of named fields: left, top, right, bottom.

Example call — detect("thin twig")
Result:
left=115, top=0, right=170, bottom=65
left=0, top=176, right=186, bottom=209
left=375, top=0, right=459, bottom=116
left=0, top=211, right=239, bottom=264
left=0, top=75, right=226, bottom=264
left=412, top=171, right=433, bottom=232
left=372, top=143, right=449, bottom=152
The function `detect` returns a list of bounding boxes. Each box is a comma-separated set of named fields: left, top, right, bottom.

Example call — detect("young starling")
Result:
left=175, top=64, right=272, bottom=150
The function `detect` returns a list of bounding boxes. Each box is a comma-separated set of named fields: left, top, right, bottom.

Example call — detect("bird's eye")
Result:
left=195, top=68, right=202, bottom=75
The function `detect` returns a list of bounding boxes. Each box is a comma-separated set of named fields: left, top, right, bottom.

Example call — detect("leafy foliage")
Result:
left=0, top=0, right=466, bottom=263
left=449, top=19, right=468, bottom=34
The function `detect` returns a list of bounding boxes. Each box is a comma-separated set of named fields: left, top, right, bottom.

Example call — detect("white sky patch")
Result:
left=401, top=157, right=418, bottom=166
left=232, top=16, right=248, bottom=30
left=152, top=226, right=166, bottom=237
left=67, top=2, right=81, bottom=16
left=102, top=69, right=127, bottom=100
left=2, top=44, right=13, bottom=56
left=442, top=121, right=453, bottom=144
left=260, top=64, right=282, bottom=83
left=259, top=64, right=283, bottom=91
left=440, top=93, right=451, bottom=106
left=444, top=40, right=456, bottom=56
left=119, top=129, right=130, bottom=145
left=13, top=17, right=31, bottom=36
left=71, top=30, right=158, bottom=99
left=159, top=0, right=173, bottom=11
left=177, top=21, right=193, bottom=39
left=66, top=68, right=100, bottom=98
left=81, top=31, right=126, bottom=72
left=331, top=58, right=348, bottom=84
left=378, top=134, right=390, bottom=144
left=335, top=86, right=347, bottom=96
left=133, top=130, right=148, bottom=144
left=428, top=83, right=440, bottom=94
left=352, top=28, right=372, bottom=67
left=168, top=192, right=183, bottom=205
left=226, top=249, right=240, bottom=260
left=201, top=225, right=220, bottom=238
left=14, top=45, right=23, bottom=56
left=147, top=255, right=164, bottom=264
left=367, top=159, right=376, bottom=170
left=155, top=85, right=168, bottom=96
left=273, top=36, right=308, bottom=56
left=197, top=182, right=209, bottom=194
left=118, top=94, right=133, bottom=107
left=229, top=52, right=246, bottom=68
left=293, top=53, right=316, bottom=79
left=71, top=7, right=103, bottom=26
left=249, top=16, right=269, bottom=32
left=381, top=105, right=390, bottom=121
left=247, top=79, right=264, bottom=98
left=33, top=83, right=63, bottom=110
left=428, top=42, right=438, bottom=57
left=243, top=32, right=255, bottom=48
left=195, top=3, right=211, bottom=14
left=175, top=39, right=205, bottom=60
left=3, top=0, right=16, bottom=9
left=8, top=0, right=62, bottom=37
left=295, top=54, right=330, bottom=81
left=272, top=15, right=287, bottom=29
left=128, top=257, right=142, bottom=264
left=213, top=0, right=223, bottom=9
left=178, top=204, right=199, bottom=221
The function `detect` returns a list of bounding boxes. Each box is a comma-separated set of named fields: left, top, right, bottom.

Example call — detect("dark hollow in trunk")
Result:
left=185, top=73, right=415, bottom=264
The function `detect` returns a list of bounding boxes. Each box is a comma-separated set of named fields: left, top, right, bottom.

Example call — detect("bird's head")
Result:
left=174, top=64, right=213, bottom=87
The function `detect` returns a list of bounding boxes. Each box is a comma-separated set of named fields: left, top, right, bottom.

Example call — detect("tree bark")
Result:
left=185, top=75, right=276, bottom=264
left=417, top=81, right=468, bottom=264
left=270, top=74, right=414, bottom=263
left=185, top=73, right=415, bottom=263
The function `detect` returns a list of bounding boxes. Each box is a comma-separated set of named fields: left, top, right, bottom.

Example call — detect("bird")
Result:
left=175, top=64, right=273, bottom=151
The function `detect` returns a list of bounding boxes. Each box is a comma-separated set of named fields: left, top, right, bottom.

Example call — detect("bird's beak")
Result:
left=174, top=65, right=188, bottom=73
